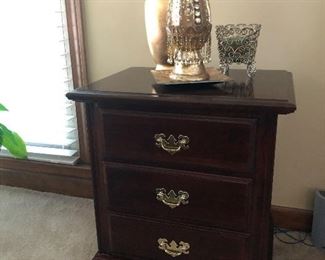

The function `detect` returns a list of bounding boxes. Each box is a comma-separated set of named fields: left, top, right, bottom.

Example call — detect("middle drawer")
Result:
left=104, top=162, right=253, bottom=233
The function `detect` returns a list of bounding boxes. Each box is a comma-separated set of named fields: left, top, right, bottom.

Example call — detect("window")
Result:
left=0, top=0, right=84, bottom=164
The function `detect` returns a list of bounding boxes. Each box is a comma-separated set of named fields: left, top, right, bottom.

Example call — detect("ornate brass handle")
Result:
left=158, top=238, right=190, bottom=258
left=156, top=188, right=189, bottom=209
left=154, top=134, right=190, bottom=155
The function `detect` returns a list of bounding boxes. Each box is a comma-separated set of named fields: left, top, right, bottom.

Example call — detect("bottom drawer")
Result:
left=108, top=214, right=250, bottom=260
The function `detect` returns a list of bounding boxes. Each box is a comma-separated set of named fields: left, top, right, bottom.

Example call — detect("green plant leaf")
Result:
left=0, top=123, right=27, bottom=159
left=0, top=103, right=8, bottom=112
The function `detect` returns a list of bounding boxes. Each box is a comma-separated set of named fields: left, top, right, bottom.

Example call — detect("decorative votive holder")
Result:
left=167, top=0, right=212, bottom=82
left=216, top=24, right=261, bottom=78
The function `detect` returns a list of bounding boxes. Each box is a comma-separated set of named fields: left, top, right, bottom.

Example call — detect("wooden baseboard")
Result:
left=0, top=158, right=92, bottom=198
left=0, top=159, right=313, bottom=232
left=271, top=205, right=313, bottom=232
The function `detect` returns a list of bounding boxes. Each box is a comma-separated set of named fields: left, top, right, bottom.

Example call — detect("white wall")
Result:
left=82, top=0, right=325, bottom=210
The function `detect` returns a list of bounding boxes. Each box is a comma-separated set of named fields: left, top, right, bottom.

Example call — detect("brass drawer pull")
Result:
left=156, top=188, right=189, bottom=209
left=154, top=134, right=190, bottom=155
left=158, top=238, right=190, bottom=258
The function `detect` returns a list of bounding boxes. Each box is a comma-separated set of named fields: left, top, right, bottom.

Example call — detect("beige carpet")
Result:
left=1, top=185, right=325, bottom=260
left=0, top=185, right=97, bottom=260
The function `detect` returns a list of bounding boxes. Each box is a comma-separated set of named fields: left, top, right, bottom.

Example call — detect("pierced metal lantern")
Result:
left=167, top=0, right=212, bottom=81
left=216, top=24, right=262, bottom=78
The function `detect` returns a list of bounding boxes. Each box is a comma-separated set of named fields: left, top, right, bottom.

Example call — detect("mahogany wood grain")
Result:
left=104, top=162, right=253, bottom=232
left=108, top=213, right=250, bottom=260
left=67, top=68, right=296, bottom=115
left=99, top=110, right=256, bottom=175
left=86, top=103, right=111, bottom=252
left=66, top=68, right=297, bottom=260
left=250, top=114, right=278, bottom=260
left=93, top=252, right=119, bottom=260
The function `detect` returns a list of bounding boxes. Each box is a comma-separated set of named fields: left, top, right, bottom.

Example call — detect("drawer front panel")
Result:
left=108, top=214, right=250, bottom=260
left=99, top=110, right=256, bottom=174
left=105, top=163, right=253, bottom=232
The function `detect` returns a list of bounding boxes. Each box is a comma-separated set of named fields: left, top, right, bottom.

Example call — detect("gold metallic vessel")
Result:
left=145, top=0, right=173, bottom=70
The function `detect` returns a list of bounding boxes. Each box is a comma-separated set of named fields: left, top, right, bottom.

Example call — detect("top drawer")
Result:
left=98, top=109, right=257, bottom=175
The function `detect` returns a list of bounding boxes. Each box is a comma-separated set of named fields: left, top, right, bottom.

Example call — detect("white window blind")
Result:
left=0, top=0, right=79, bottom=164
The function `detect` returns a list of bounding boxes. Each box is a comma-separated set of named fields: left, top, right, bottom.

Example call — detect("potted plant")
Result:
left=0, top=103, right=27, bottom=159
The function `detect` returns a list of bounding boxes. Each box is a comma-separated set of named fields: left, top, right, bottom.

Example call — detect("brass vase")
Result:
left=145, top=0, right=172, bottom=70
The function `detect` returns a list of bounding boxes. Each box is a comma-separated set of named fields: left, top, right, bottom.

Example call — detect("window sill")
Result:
left=0, top=145, right=79, bottom=165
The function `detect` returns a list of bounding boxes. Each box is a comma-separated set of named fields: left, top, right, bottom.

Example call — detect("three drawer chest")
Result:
left=67, top=67, right=296, bottom=260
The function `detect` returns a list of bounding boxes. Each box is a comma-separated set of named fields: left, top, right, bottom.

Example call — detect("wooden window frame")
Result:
left=0, top=0, right=92, bottom=198
left=66, top=0, right=90, bottom=164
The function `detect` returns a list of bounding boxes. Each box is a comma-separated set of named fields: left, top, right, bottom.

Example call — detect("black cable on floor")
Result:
left=274, top=226, right=315, bottom=247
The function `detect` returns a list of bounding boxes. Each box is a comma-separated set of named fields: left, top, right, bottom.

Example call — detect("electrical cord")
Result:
left=274, top=226, right=315, bottom=247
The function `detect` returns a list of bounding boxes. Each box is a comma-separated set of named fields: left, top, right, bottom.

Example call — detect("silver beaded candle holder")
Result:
left=167, top=0, right=212, bottom=81
left=216, top=24, right=261, bottom=78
